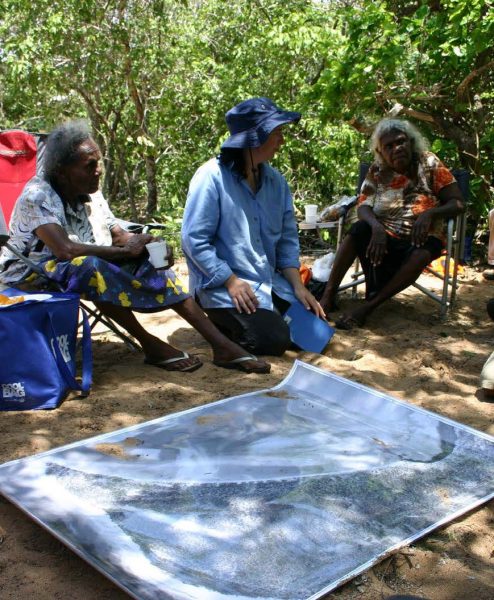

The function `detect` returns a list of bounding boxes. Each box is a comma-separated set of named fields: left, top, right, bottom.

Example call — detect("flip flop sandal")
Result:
left=144, top=351, right=203, bottom=372
left=213, top=354, right=271, bottom=374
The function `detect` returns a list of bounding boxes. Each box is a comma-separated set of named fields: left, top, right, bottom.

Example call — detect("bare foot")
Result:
left=334, top=304, right=371, bottom=330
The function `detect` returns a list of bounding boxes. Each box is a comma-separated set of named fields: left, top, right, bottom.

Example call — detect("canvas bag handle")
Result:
left=46, top=305, right=92, bottom=393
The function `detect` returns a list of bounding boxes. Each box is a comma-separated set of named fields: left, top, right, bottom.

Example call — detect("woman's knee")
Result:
left=349, top=220, right=372, bottom=255
left=207, top=307, right=291, bottom=356
left=408, top=247, right=434, bottom=269
left=243, top=312, right=291, bottom=356
left=350, top=220, right=372, bottom=237
left=76, top=255, right=107, bottom=272
left=248, top=327, right=291, bottom=356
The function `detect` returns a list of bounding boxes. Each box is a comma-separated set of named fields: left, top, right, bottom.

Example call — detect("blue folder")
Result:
left=284, top=300, right=335, bottom=354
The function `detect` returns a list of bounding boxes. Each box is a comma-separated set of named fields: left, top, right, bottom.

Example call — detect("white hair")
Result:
left=44, top=120, right=93, bottom=182
left=370, top=118, right=429, bottom=163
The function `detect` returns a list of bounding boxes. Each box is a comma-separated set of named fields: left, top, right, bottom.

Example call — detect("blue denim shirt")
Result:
left=182, top=158, right=300, bottom=310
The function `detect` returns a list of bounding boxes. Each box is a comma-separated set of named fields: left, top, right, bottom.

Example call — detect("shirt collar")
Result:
left=64, top=194, right=91, bottom=217
left=225, top=160, right=275, bottom=184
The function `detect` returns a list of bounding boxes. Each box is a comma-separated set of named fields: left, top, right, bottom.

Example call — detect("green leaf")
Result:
left=431, top=139, right=443, bottom=152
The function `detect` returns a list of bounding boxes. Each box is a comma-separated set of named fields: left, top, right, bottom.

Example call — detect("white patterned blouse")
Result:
left=0, top=176, right=116, bottom=284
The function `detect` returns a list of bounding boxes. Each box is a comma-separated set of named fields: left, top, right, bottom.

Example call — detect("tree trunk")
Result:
left=120, top=18, right=158, bottom=219
left=144, top=154, right=158, bottom=217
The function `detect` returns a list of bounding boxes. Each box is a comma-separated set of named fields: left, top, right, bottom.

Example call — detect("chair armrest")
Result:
left=115, top=219, right=169, bottom=235
left=141, top=223, right=169, bottom=234
left=115, top=218, right=145, bottom=233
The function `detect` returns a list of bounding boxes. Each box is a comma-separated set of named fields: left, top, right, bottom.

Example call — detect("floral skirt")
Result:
left=40, top=256, right=190, bottom=310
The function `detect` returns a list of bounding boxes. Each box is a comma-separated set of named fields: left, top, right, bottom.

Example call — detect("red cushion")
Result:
left=0, top=130, right=37, bottom=226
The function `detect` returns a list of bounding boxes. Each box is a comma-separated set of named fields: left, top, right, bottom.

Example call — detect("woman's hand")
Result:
left=122, top=233, right=154, bottom=258
left=411, top=212, right=432, bottom=247
left=281, top=267, right=325, bottom=319
left=294, top=286, right=326, bottom=319
left=225, top=275, right=259, bottom=314
left=366, top=223, right=388, bottom=266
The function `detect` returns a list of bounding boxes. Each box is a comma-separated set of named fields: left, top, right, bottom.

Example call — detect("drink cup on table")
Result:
left=305, top=204, right=318, bottom=224
left=146, top=240, right=168, bottom=269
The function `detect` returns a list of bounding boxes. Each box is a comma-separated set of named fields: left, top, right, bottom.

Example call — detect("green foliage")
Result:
left=0, top=0, right=492, bottom=226
left=311, top=0, right=494, bottom=218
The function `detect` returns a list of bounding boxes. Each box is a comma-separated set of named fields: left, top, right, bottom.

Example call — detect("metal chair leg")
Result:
left=80, top=301, right=141, bottom=352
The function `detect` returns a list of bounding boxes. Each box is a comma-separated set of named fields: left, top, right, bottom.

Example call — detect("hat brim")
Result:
left=221, top=110, right=301, bottom=150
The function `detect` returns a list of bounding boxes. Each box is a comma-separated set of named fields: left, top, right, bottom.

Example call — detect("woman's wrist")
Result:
left=292, top=280, right=307, bottom=294
left=224, top=274, right=238, bottom=290
left=119, top=245, right=136, bottom=260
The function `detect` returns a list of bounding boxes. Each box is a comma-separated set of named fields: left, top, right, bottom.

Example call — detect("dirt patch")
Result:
left=0, top=264, right=493, bottom=599
left=265, top=389, right=295, bottom=399
left=92, top=443, right=138, bottom=460
left=195, top=413, right=234, bottom=425
left=121, top=436, right=143, bottom=447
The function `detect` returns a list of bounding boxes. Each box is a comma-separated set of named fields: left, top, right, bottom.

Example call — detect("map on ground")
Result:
left=1, top=360, right=493, bottom=599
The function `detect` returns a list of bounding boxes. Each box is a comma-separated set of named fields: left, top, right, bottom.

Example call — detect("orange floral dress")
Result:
left=357, top=152, right=456, bottom=243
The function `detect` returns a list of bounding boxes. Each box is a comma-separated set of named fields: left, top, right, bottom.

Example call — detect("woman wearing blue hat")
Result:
left=182, top=97, right=324, bottom=360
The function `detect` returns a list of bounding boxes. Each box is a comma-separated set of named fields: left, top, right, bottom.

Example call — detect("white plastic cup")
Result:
left=305, top=204, right=318, bottom=224
left=146, top=240, right=168, bottom=269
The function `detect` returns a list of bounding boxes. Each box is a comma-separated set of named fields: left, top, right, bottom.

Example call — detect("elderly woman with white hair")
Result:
left=320, top=118, right=464, bottom=329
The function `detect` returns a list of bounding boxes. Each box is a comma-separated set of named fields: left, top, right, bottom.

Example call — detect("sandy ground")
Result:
left=0, top=262, right=493, bottom=600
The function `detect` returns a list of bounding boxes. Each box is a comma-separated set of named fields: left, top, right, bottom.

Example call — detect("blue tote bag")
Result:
left=0, top=290, right=92, bottom=410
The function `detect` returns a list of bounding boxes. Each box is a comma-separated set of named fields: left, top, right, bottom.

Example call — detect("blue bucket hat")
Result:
left=221, top=97, right=301, bottom=150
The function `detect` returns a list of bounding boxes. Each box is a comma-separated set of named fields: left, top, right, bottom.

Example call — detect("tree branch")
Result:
left=457, top=60, right=494, bottom=101
left=387, top=102, right=436, bottom=123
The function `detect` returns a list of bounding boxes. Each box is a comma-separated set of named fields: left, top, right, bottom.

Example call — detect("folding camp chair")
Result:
left=0, top=129, right=167, bottom=350
left=342, top=163, right=469, bottom=318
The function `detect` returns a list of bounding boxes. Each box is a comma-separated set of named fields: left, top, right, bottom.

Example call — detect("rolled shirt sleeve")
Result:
left=182, top=162, right=235, bottom=289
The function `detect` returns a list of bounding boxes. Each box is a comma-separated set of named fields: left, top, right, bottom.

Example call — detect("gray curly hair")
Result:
left=370, top=118, right=429, bottom=164
left=44, top=120, right=94, bottom=182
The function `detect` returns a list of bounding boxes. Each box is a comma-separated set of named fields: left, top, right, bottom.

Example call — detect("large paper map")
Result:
left=1, top=361, right=493, bottom=599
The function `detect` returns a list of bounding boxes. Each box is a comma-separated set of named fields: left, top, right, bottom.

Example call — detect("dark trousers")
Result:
left=204, top=293, right=291, bottom=356
left=350, top=221, right=443, bottom=300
